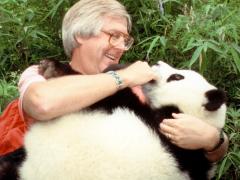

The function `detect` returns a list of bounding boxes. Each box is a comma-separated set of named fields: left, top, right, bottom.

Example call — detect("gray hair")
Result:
left=62, top=0, right=132, bottom=57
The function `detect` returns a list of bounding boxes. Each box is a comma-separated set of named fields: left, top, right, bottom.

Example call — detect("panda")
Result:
left=1, top=60, right=227, bottom=180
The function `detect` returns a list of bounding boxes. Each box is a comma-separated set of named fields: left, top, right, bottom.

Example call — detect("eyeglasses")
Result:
left=101, top=30, right=134, bottom=50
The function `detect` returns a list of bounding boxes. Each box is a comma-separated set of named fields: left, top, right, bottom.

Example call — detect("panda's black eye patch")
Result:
left=167, top=74, right=184, bottom=82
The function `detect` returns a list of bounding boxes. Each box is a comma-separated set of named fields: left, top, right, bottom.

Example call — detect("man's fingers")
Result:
left=159, top=122, right=177, bottom=135
left=161, top=119, right=177, bottom=127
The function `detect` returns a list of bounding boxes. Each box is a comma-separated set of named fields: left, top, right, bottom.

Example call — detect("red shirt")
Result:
left=0, top=65, right=45, bottom=155
left=0, top=99, right=33, bottom=155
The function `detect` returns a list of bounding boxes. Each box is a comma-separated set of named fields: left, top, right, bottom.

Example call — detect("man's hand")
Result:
left=159, top=113, right=219, bottom=150
left=118, top=61, right=158, bottom=88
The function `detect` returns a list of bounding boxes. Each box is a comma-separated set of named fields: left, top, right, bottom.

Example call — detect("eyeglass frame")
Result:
left=101, top=30, right=134, bottom=50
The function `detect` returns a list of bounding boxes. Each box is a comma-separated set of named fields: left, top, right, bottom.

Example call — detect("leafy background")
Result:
left=0, top=0, right=239, bottom=179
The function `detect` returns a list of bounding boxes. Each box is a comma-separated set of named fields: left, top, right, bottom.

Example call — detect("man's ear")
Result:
left=75, top=36, right=83, bottom=44
left=75, top=35, right=92, bottom=45
left=204, top=89, right=227, bottom=111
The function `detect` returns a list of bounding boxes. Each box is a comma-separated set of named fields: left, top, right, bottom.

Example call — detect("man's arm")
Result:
left=204, top=132, right=229, bottom=162
left=21, top=61, right=157, bottom=121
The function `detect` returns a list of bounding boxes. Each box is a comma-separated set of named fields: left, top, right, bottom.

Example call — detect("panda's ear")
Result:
left=204, top=89, right=227, bottom=111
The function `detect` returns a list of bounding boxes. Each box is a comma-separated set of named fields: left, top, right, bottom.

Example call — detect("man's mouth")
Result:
left=105, top=53, right=117, bottom=61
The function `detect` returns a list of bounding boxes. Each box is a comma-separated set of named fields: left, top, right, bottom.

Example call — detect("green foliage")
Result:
left=217, top=106, right=240, bottom=180
left=0, top=71, right=19, bottom=113
left=0, top=0, right=75, bottom=74
left=0, top=0, right=239, bottom=179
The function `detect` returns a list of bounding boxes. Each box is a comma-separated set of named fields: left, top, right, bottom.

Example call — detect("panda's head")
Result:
left=143, top=61, right=227, bottom=128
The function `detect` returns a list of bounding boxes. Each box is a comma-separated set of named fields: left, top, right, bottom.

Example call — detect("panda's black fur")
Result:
left=0, top=59, right=226, bottom=180
left=0, top=148, right=25, bottom=180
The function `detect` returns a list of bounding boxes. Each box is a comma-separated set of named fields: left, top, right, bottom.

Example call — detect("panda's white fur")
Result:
left=19, top=61, right=226, bottom=180
left=20, top=109, right=189, bottom=180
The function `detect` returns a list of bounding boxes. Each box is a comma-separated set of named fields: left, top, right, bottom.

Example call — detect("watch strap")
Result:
left=207, top=129, right=225, bottom=153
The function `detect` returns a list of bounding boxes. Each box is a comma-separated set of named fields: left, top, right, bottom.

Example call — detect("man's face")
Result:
left=71, top=16, right=130, bottom=74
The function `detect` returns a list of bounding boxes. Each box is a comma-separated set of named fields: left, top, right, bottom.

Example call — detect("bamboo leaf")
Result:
left=41, top=0, right=64, bottom=21
left=203, top=42, right=208, bottom=53
left=159, top=36, right=167, bottom=47
left=162, top=0, right=181, bottom=4
left=137, top=37, right=154, bottom=46
left=232, top=43, right=240, bottom=54
left=206, top=41, right=224, bottom=54
left=216, top=157, right=228, bottom=180
left=188, top=45, right=204, bottom=68
left=186, top=37, right=195, bottom=50
left=230, top=46, right=240, bottom=73
left=35, top=31, right=51, bottom=40
left=183, top=41, right=203, bottom=52
left=146, top=35, right=160, bottom=57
